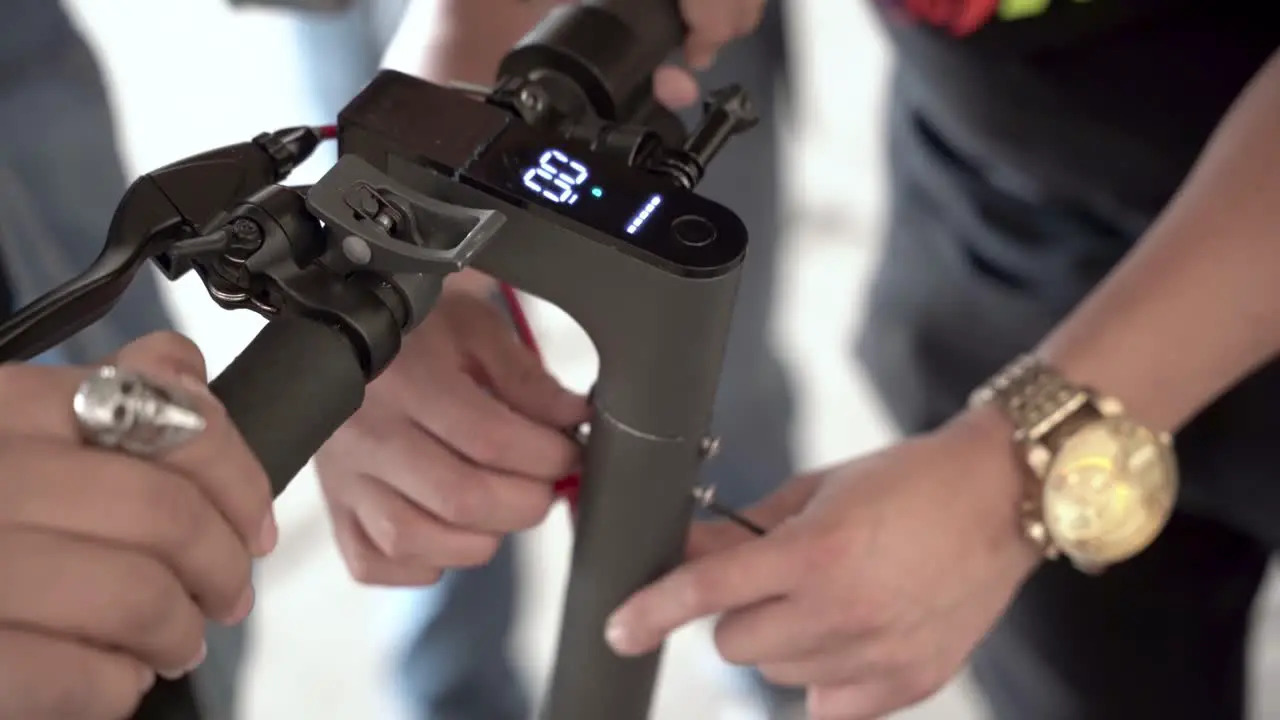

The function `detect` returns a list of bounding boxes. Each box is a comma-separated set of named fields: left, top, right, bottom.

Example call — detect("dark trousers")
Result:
left=857, top=70, right=1277, bottom=719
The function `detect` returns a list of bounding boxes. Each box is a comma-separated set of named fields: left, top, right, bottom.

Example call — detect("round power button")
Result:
left=672, top=215, right=717, bottom=247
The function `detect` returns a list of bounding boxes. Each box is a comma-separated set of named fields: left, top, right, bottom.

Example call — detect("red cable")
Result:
left=314, top=125, right=581, bottom=512
left=498, top=285, right=583, bottom=513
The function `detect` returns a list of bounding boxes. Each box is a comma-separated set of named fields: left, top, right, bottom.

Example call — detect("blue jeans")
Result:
left=291, top=3, right=797, bottom=716
left=0, top=1, right=176, bottom=363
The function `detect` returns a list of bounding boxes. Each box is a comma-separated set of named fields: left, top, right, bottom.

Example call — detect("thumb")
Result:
left=467, top=311, right=590, bottom=428
left=686, top=474, right=821, bottom=559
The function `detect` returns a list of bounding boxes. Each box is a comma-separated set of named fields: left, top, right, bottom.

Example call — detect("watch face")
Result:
left=1042, top=416, right=1178, bottom=566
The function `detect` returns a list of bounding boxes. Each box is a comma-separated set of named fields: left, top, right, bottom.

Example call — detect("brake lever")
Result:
left=0, top=169, right=196, bottom=362
left=0, top=129, right=322, bottom=362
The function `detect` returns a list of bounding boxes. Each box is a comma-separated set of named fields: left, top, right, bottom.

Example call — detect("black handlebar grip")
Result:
left=131, top=317, right=367, bottom=719
left=209, top=316, right=367, bottom=498
left=498, top=0, right=686, bottom=121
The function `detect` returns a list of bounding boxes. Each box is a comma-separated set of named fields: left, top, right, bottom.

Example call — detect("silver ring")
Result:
left=73, top=366, right=207, bottom=457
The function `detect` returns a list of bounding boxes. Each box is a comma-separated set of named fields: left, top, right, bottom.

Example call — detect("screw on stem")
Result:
left=691, top=485, right=766, bottom=536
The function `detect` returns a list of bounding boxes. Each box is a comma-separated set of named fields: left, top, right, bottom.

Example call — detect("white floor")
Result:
left=66, top=1, right=1280, bottom=718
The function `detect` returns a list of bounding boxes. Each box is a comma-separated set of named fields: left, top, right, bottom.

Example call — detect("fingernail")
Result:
left=222, top=586, right=256, bottom=625
left=185, top=641, right=208, bottom=674
left=138, top=667, right=157, bottom=692
left=604, top=613, right=635, bottom=656
left=256, top=513, right=279, bottom=556
left=159, top=640, right=207, bottom=680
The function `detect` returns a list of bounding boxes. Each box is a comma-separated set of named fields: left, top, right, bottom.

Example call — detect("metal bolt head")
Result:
left=518, top=86, right=545, bottom=113
left=691, top=485, right=716, bottom=506
left=224, top=219, right=264, bottom=264
left=699, top=435, right=721, bottom=458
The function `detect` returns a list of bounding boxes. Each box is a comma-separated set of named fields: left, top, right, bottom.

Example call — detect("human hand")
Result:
left=653, top=0, right=769, bottom=108
left=606, top=408, right=1043, bottom=719
left=0, top=333, right=276, bottom=719
left=316, top=284, right=590, bottom=586
left=414, top=0, right=764, bottom=109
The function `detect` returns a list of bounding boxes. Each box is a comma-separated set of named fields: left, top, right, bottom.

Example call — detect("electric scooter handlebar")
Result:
left=0, top=0, right=761, bottom=717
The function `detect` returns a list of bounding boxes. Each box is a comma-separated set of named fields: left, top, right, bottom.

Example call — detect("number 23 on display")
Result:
left=523, top=149, right=589, bottom=204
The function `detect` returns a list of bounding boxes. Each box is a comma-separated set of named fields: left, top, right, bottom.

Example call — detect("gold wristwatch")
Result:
left=968, top=354, right=1179, bottom=573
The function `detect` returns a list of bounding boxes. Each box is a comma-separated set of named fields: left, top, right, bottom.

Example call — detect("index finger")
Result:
left=0, top=333, right=209, bottom=442
left=0, top=338, right=274, bottom=554
left=604, top=532, right=799, bottom=657
left=406, top=373, right=580, bottom=481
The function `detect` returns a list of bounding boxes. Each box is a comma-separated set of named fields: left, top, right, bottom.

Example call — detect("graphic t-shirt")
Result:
left=873, top=0, right=1280, bottom=218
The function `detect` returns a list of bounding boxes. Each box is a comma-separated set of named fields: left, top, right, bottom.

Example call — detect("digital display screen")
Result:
left=343, top=68, right=745, bottom=277
left=516, top=148, right=663, bottom=238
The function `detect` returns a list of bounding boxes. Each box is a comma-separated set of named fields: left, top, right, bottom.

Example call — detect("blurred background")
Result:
left=54, top=0, right=1280, bottom=718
